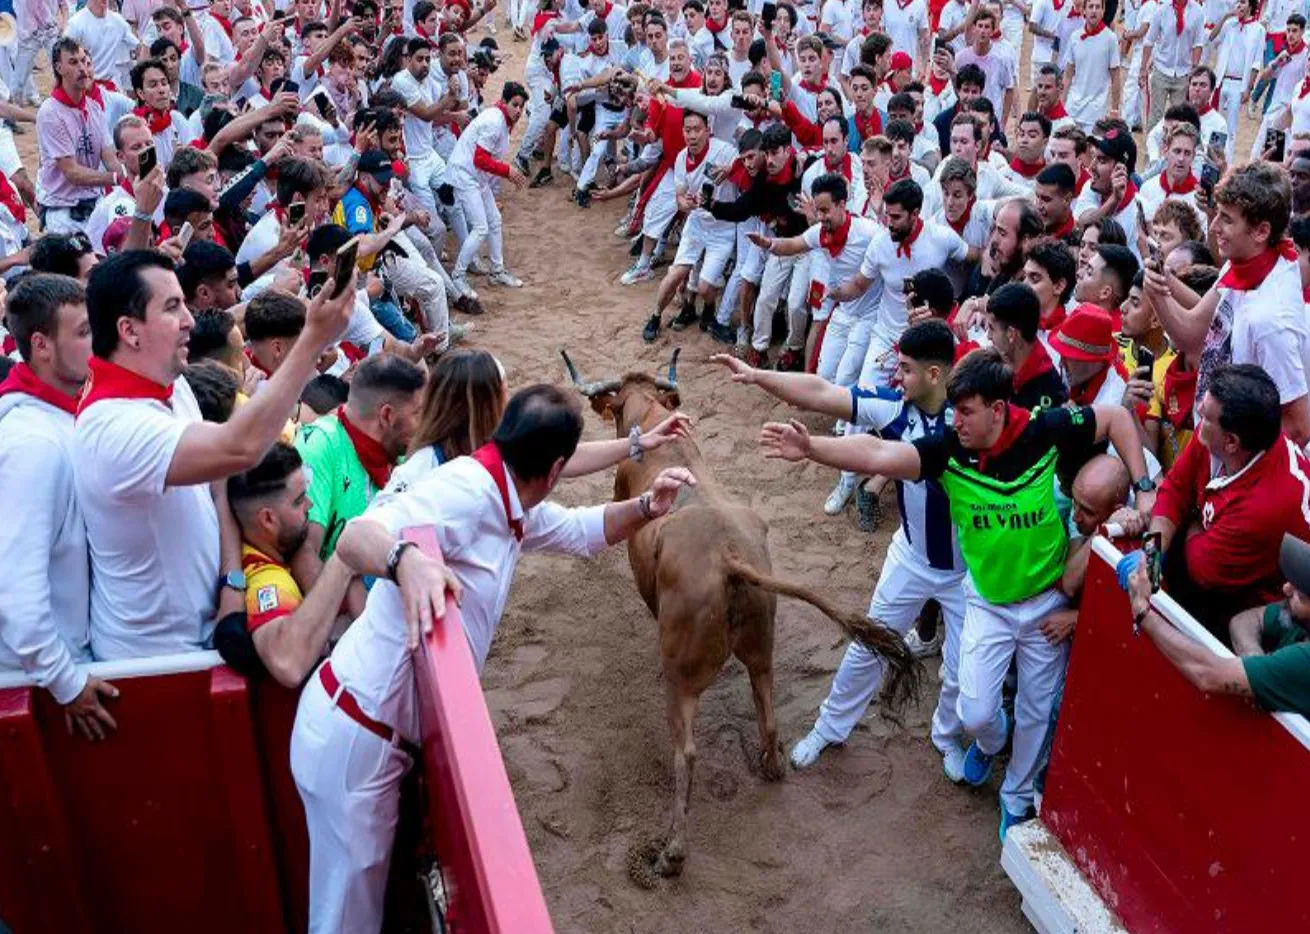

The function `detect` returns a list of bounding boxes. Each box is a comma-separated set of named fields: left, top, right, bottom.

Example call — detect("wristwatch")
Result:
left=221, top=570, right=247, bottom=592
left=1133, top=476, right=1157, bottom=494
left=385, top=539, right=418, bottom=583
left=628, top=425, right=644, bottom=462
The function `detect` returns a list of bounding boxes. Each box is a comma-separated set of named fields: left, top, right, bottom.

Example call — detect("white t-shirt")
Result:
left=73, top=374, right=220, bottom=660
left=1072, top=183, right=1141, bottom=258
left=235, top=210, right=282, bottom=268
left=858, top=219, right=969, bottom=343
left=446, top=104, right=511, bottom=191
left=953, top=45, right=1015, bottom=120
left=1029, top=0, right=1066, bottom=66
left=882, top=0, right=929, bottom=69
left=802, top=214, right=883, bottom=319
left=1144, top=1, right=1206, bottom=77
left=391, top=67, right=440, bottom=159
left=431, top=67, right=471, bottom=159
left=1065, top=27, right=1121, bottom=130
left=64, top=7, right=139, bottom=87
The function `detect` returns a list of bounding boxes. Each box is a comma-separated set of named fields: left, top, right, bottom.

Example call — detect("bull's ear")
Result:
left=590, top=391, right=617, bottom=419
left=657, top=390, right=681, bottom=410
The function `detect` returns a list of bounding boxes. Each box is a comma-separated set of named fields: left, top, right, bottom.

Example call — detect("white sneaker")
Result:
left=452, top=274, right=477, bottom=300
left=615, top=216, right=633, bottom=237
left=824, top=474, right=857, bottom=515
left=620, top=263, right=653, bottom=286
left=789, top=728, right=832, bottom=769
left=941, top=744, right=967, bottom=783
left=489, top=267, right=523, bottom=288
left=904, top=627, right=942, bottom=659
left=448, top=322, right=471, bottom=344
left=467, top=258, right=491, bottom=276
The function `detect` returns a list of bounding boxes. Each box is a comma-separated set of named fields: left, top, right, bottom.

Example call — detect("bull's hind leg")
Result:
left=655, top=681, right=701, bottom=877
left=747, top=661, right=783, bottom=780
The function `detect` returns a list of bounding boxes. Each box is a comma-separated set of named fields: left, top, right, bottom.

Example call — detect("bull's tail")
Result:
left=721, top=550, right=923, bottom=718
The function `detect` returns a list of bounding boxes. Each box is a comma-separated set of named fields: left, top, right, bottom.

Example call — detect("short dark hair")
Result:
left=987, top=282, right=1041, bottom=343
left=955, top=63, right=986, bottom=91
left=348, top=353, right=426, bottom=415
left=406, top=36, right=432, bottom=55
left=86, top=250, right=176, bottom=359
left=178, top=240, right=236, bottom=301
left=1025, top=239, right=1077, bottom=304
left=1019, top=111, right=1052, bottom=138
left=491, top=384, right=585, bottom=481
left=4, top=273, right=85, bottom=362
left=946, top=347, right=1013, bottom=405
left=228, top=441, right=303, bottom=506
left=1215, top=161, right=1293, bottom=246
left=245, top=291, right=306, bottom=342
left=501, top=80, right=528, bottom=104
left=1096, top=244, right=1140, bottom=304
left=887, top=91, right=915, bottom=116
left=910, top=268, right=955, bottom=316
left=1162, top=103, right=1201, bottom=131
left=1208, top=364, right=1282, bottom=453
left=150, top=37, right=180, bottom=59
left=899, top=320, right=956, bottom=367
left=762, top=123, right=793, bottom=151
left=184, top=360, right=239, bottom=422
left=1172, top=238, right=1215, bottom=267
left=1035, top=162, right=1076, bottom=194
left=302, top=374, right=350, bottom=415
left=275, top=158, right=328, bottom=208
left=306, top=223, right=353, bottom=264
left=130, top=57, right=169, bottom=93
left=884, top=178, right=923, bottom=213
left=30, top=234, right=92, bottom=279
left=859, top=32, right=892, bottom=64
left=811, top=172, right=849, bottom=204
left=188, top=309, right=237, bottom=363
left=163, top=187, right=212, bottom=229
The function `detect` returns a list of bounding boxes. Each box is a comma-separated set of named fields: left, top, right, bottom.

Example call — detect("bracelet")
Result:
left=132, top=210, right=154, bottom=223
left=385, top=539, right=418, bottom=583
left=1132, top=606, right=1149, bottom=636
left=637, top=492, right=654, bottom=520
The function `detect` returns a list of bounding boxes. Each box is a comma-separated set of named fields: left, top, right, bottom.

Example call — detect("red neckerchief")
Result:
left=1075, top=166, right=1091, bottom=193
left=1161, top=359, right=1197, bottom=428
left=819, top=211, right=853, bottom=257
left=977, top=404, right=1031, bottom=473
left=600, top=0, right=614, bottom=18
left=76, top=356, right=173, bottom=417
left=213, top=12, right=234, bottom=37
left=1053, top=0, right=1066, bottom=9
left=1069, top=363, right=1113, bottom=406
left=1083, top=18, right=1107, bottom=37
left=0, top=363, right=79, bottom=415
left=1044, top=100, right=1068, bottom=119
left=1013, top=339, right=1056, bottom=391
left=798, top=74, right=827, bottom=93
left=684, top=141, right=710, bottom=172
left=495, top=100, right=519, bottom=129
left=1304, top=283, right=1310, bottom=302
left=51, top=84, right=90, bottom=116
left=854, top=107, right=881, bottom=140
left=825, top=151, right=853, bottom=180
left=531, top=10, right=559, bottom=34
left=1195, top=100, right=1213, bottom=116
left=888, top=161, right=911, bottom=182
left=1172, top=0, right=1187, bottom=34
left=1107, top=178, right=1138, bottom=215
left=725, top=156, right=754, bottom=189
left=1161, top=170, right=1198, bottom=195
left=767, top=154, right=797, bottom=186
left=415, top=19, right=435, bottom=38
left=1009, top=155, right=1045, bottom=178
left=471, top=442, right=524, bottom=540
left=947, top=198, right=974, bottom=234
left=669, top=69, right=703, bottom=89
left=1219, top=240, right=1299, bottom=290
left=133, top=105, right=171, bottom=135
left=244, top=346, right=271, bottom=378
left=337, top=405, right=394, bottom=490
left=895, top=217, right=923, bottom=258
left=706, top=11, right=727, bottom=31
left=1289, top=37, right=1307, bottom=55
left=1042, top=303, right=1067, bottom=331
left=1300, top=72, right=1310, bottom=98
left=1049, top=213, right=1075, bottom=240
left=897, top=0, right=913, bottom=9
left=0, top=171, right=26, bottom=224
left=928, top=72, right=950, bottom=95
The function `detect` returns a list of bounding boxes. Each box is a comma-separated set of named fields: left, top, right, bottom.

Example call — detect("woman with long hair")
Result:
left=381, top=350, right=692, bottom=497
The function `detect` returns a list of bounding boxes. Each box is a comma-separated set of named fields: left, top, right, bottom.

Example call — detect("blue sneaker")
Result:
left=962, top=709, right=1008, bottom=787
left=999, top=803, right=1035, bottom=842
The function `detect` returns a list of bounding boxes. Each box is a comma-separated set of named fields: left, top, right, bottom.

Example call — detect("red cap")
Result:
left=391, top=159, right=408, bottom=180
left=1049, top=304, right=1116, bottom=362
left=890, top=51, right=913, bottom=72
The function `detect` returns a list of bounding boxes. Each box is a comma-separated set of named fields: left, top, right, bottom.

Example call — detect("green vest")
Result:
left=938, top=447, right=1069, bottom=605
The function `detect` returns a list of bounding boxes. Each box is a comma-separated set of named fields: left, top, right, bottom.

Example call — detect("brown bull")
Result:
left=562, top=349, right=919, bottom=879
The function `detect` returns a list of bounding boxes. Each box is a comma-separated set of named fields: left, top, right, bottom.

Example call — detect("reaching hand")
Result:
left=412, top=331, right=443, bottom=359
left=134, top=165, right=166, bottom=216
left=395, top=546, right=464, bottom=650
left=746, top=231, right=773, bottom=251
left=507, top=166, right=528, bottom=187
left=303, top=270, right=358, bottom=346
left=709, top=352, right=757, bottom=383
left=64, top=676, right=119, bottom=742
left=639, top=411, right=693, bottom=451
left=644, top=466, right=698, bottom=517
left=1106, top=505, right=1149, bottom=538
left=760, top=419, right=812, bottom=461
left=1121, top=376, right=1154, bottom=411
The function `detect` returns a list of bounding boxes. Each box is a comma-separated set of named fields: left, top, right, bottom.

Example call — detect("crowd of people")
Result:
left=2, top=0, right=1310, bottom=928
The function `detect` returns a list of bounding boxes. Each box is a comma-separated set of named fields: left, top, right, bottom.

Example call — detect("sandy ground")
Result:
left=7, top=31, right=1261, bottom=932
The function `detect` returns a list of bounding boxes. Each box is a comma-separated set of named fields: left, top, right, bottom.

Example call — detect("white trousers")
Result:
left=453, top=184, right=503, bottom=277
left=857, top=331, right=899, bottom=389
left=672, top=213, right=736, bottom=288
left=1218, top=78, right=1244, bottom=161
left=577, top=106, right=628, bottom=190
left=387, top=253, right=450, bottom=346
left=752, top=251, right=809, bottom=351
left=515, top=71, right=556, bottom=163
left=291, top=669, right=415, bottom=934
left=816, top=309, right=874, bottom=387
left=956, top=580, right=1069, bottom=815
left=814, top=531, right=968, bottom=752
left=641, top=171, right=679, bottom=241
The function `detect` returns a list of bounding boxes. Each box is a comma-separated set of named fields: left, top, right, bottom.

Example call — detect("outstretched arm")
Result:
left=760, top=419, right=924, bottom=480
left=711, top=354, right=853, bottom=420
left=561, top=412, right=692, bottom=478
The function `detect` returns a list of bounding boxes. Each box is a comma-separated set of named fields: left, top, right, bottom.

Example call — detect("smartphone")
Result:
left=730, top=92, right=751, bottom=110
left=330, top=236, right=361, bottom=299
left=137, top=144, right=158, bottom=179
left=902, top=276, right=915, bottom=294
left=701, top=181, right=715, bottom=206
left=288, top=201, right=306, bottom=226
left=177, top=220, right=194, bottom=250
left=933, top=37, right=948, bottom=55
left=307, top=268, right=328, bottom=298
left=271, top=7, right=290, bottom=20
left=768, top=70, right=783, bottom=102
left=1208, top=130, right=1228, bottom=154
left=270, top=77, right=300, bottom=97
left=1142, top=532, right=1163, bottom=593
left=761, top=0, right=777, bottom=27
left=1135, top=343, right=1154, bottom=376
left=1200, top=160, right=1220, bottom=191
left=1146, top=236, right=1162, bottom=269
left=1269, top=128, right=1287, bottom=162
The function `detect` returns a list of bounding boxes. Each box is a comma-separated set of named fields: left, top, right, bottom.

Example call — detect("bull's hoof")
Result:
left=653, top=844, right=686, bottom=878
left=760, top=746, right=785, bottom=782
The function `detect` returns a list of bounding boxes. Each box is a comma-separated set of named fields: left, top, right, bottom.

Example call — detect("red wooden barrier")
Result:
left=1039, top=537, right=1310, bottom=933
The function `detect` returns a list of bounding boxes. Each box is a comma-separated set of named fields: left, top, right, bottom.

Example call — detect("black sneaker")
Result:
left=775, top=348, right=804, bottom=372
left=629, top=238, right=643, bottom=258
left=574, top=187, right=592, bottom=208
left=856, top=484, right=883, bottom=533
left=513, top=153, right=531, bottom=176
left=642, top=313, right=661, bottom=343
left=699, top=306, right=715, bottom=331
left=671, top=302, right=699, bottom=330
left=529, top=167, right=554, bottom=189
left=709, top=320, right=736, bottom=344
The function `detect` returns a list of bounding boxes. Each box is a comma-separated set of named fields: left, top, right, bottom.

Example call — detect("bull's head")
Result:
left=560, top=348, right=681, bottom=435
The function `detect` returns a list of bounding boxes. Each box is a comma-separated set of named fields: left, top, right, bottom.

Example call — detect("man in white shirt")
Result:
left=1212, top=0, right=1265, bottom=158
left=64, top=0, right=142, bottom=90
left=291, top=384, right=695, bottom=934
left=1138, top=121, right=1204, bottom=223
left=128, top=57, right=198, bottom=171
left=882, top=0, right=930, bottom=71
left=1072, top=126, right=1141, bottom=256
left=0, top=275, right=117, bottom=742
left=1061, top=0, right=1122, bottom=132
left=1140, top=0, right=1205, bottom=130
left=74, top=248, right=358, bottom=661
left=1027, top=0, right=1073, bottom=81
left=86, top=116, right=161, bottom=257
left=1250, top=13, right=1308, bottom=159
left=953, top=7, right=1016, bottom=127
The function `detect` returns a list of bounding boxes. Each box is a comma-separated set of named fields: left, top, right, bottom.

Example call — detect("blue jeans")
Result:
left=370, top=298, right=416, bottom=342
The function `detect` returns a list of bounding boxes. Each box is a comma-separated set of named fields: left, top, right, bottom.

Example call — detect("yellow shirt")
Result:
left=1144, top=350, right=1195, bottom=472
left=242, top=543, right=303, bottom=633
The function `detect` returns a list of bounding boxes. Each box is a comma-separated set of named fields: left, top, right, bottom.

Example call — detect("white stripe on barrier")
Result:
left=1091, top=536, right=1310, bottom=754
left=0, top=650, right=225, bottom=691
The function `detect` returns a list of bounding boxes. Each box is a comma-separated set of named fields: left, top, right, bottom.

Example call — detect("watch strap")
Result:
left=386, top=539, right=418, bottom=583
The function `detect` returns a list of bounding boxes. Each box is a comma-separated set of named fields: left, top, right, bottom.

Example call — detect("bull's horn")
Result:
left=560, top=349, right=621, bottom=397
left=654, top=347, right=681, bottom=390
